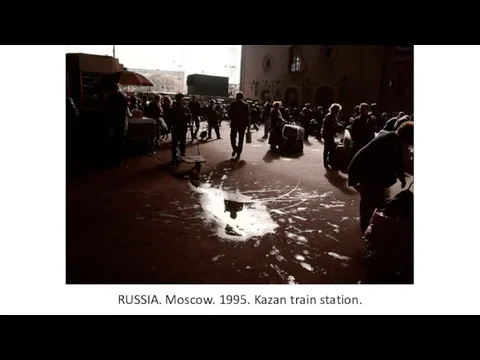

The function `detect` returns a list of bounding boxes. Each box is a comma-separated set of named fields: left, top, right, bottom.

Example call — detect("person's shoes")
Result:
left=217, top=137, right=222, bottom=140
left=231, top=150, right=236, bottom=157
left=235, top=154, right=241, bottom=161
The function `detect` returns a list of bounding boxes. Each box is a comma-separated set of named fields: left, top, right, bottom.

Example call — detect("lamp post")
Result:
left=113, top=45, right=115, bottom=58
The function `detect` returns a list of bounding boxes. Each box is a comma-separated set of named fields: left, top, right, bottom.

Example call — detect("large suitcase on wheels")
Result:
left=280, top=124, right=304, bottom=153
left=280, top=136, right=304, bottom=153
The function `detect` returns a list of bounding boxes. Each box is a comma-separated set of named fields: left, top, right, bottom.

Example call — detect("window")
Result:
left=289, top=46, right=302, bottom=73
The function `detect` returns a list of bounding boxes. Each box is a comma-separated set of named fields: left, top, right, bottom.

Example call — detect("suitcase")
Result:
left=329, top=143, right=349, bottom=172
left=280, top=136, right=304, bottom=153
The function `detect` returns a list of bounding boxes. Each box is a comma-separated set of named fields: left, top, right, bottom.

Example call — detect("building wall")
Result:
left=130, top=68, right=186, bottom=93
left=240, top=45, right=407, bottom=115
left=77, top=53, right=123, bottom=73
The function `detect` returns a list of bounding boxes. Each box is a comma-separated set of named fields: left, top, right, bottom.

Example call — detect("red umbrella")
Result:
left=116, top=70, right=153, bottom=87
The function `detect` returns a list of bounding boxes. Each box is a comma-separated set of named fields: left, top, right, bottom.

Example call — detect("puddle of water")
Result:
left=191, top=184, right=279, bottom=241
left=327, top=252, right=351, bottom=261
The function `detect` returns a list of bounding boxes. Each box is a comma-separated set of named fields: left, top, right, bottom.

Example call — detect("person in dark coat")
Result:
left=382, top=115, right=399, bottom=132
left=169, top=93, right=192, bottom=161
left=321, top=103, right=342, bottom=169
left=129, top=96, right=138, bottom=111
left=145, top=95, right=164, bottom=142
left=188, top=95, right=201, bottom=140
left=393, top=115, right=411, bottom=131
left=315, top=106, right=324, bottom=136
left=206, top=99, right=221, bottom=140
left=262, top=100, right=273, bottom=138
left=269, top=102, right=286, bottom=151
left=162, top=96, right=172, bottom=131
left=250, top=105, right=260, bottom=131
left=350, top=103, right=376, bottom=157
left=347, top=121, right=414, bottom=232
left=300, top=103, right=313, bottom=140
left=107, top=84, right=128, bottom=165
left=228, top=92, right=250, bottom=160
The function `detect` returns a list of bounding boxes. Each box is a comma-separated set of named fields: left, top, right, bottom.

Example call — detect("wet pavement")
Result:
left=67, top=124, right=412, bottom=284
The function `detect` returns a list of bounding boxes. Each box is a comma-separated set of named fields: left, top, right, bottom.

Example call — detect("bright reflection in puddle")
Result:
left=190, top=183, right=279, bottom=241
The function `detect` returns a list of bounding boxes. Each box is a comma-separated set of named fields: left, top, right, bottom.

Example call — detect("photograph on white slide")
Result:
left=65, top=45, right=414, bottom=285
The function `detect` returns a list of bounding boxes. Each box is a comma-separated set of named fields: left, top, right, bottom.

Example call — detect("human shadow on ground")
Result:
left=262, top=150, right=304, bottom=163
left=204, top=159, right=247, bottom=185
left=257, top=137, right=267, bottom=142
left=324, top=170, right=358, bottom=196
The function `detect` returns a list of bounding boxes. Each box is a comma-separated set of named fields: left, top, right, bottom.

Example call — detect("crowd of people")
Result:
left=67, top=86, right=413, bottom=257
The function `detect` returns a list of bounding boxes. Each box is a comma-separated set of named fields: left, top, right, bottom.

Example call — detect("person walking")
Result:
left=228, top=92, right=250, bottom=161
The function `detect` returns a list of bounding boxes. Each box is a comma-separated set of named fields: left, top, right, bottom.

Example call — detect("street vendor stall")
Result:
left=115, top=70, right=158, bottom=151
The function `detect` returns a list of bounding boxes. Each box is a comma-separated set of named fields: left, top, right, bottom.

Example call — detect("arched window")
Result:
left=289, top=46, right=302, bottom=73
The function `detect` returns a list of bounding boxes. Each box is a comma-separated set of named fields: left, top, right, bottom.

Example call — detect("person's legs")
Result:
left=194, top=117, right=200, bottom=138
left=214, top=125, right=221, bottom=139
left=230, top=127, right=238, bottom=156
left=207, top=122, right=213, bottom=139
left=171, top=131, right=179, bottom=160
left=179, top=130, right=187, bottom=156
left=264, top=116, right=270, bottom=137
left=236, top=127, right=246, bottom=156
left=323, top=138, right=335, bottom=168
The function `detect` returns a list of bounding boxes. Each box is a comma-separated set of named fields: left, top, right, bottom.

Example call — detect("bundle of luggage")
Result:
left=329, top=142, right=350, bottom=173
left=280, top=124, right=304, bottom=153
left=363, top=183, right=414, bottom=282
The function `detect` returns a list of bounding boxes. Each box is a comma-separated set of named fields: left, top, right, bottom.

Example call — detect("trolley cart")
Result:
left=170, top=123, right=206, bottom=173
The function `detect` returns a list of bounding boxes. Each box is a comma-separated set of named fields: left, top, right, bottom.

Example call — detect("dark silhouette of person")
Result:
left=188, top=95, right=201, bottom=140
left=269, top=102, right=286, bottom=151
left=300, top=103, right=313, bottom=140
left=250, top=105, right=260, bottom=131
left=107, top=84, right=128, bottom=165
left=145, top=95, right=164, bottom=143
left=315, top=106, right=324, bottom=136
left=206, top=99, right=221, bottom=140
left=348, top=121, right=414, bottom=232
left=169, top=93, right=192, bottom=162
left=228, top=92, right=250, bottom=160
left=321, top=103, right=342, bottom=169
left=350, top=102, right=375, bottom=157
